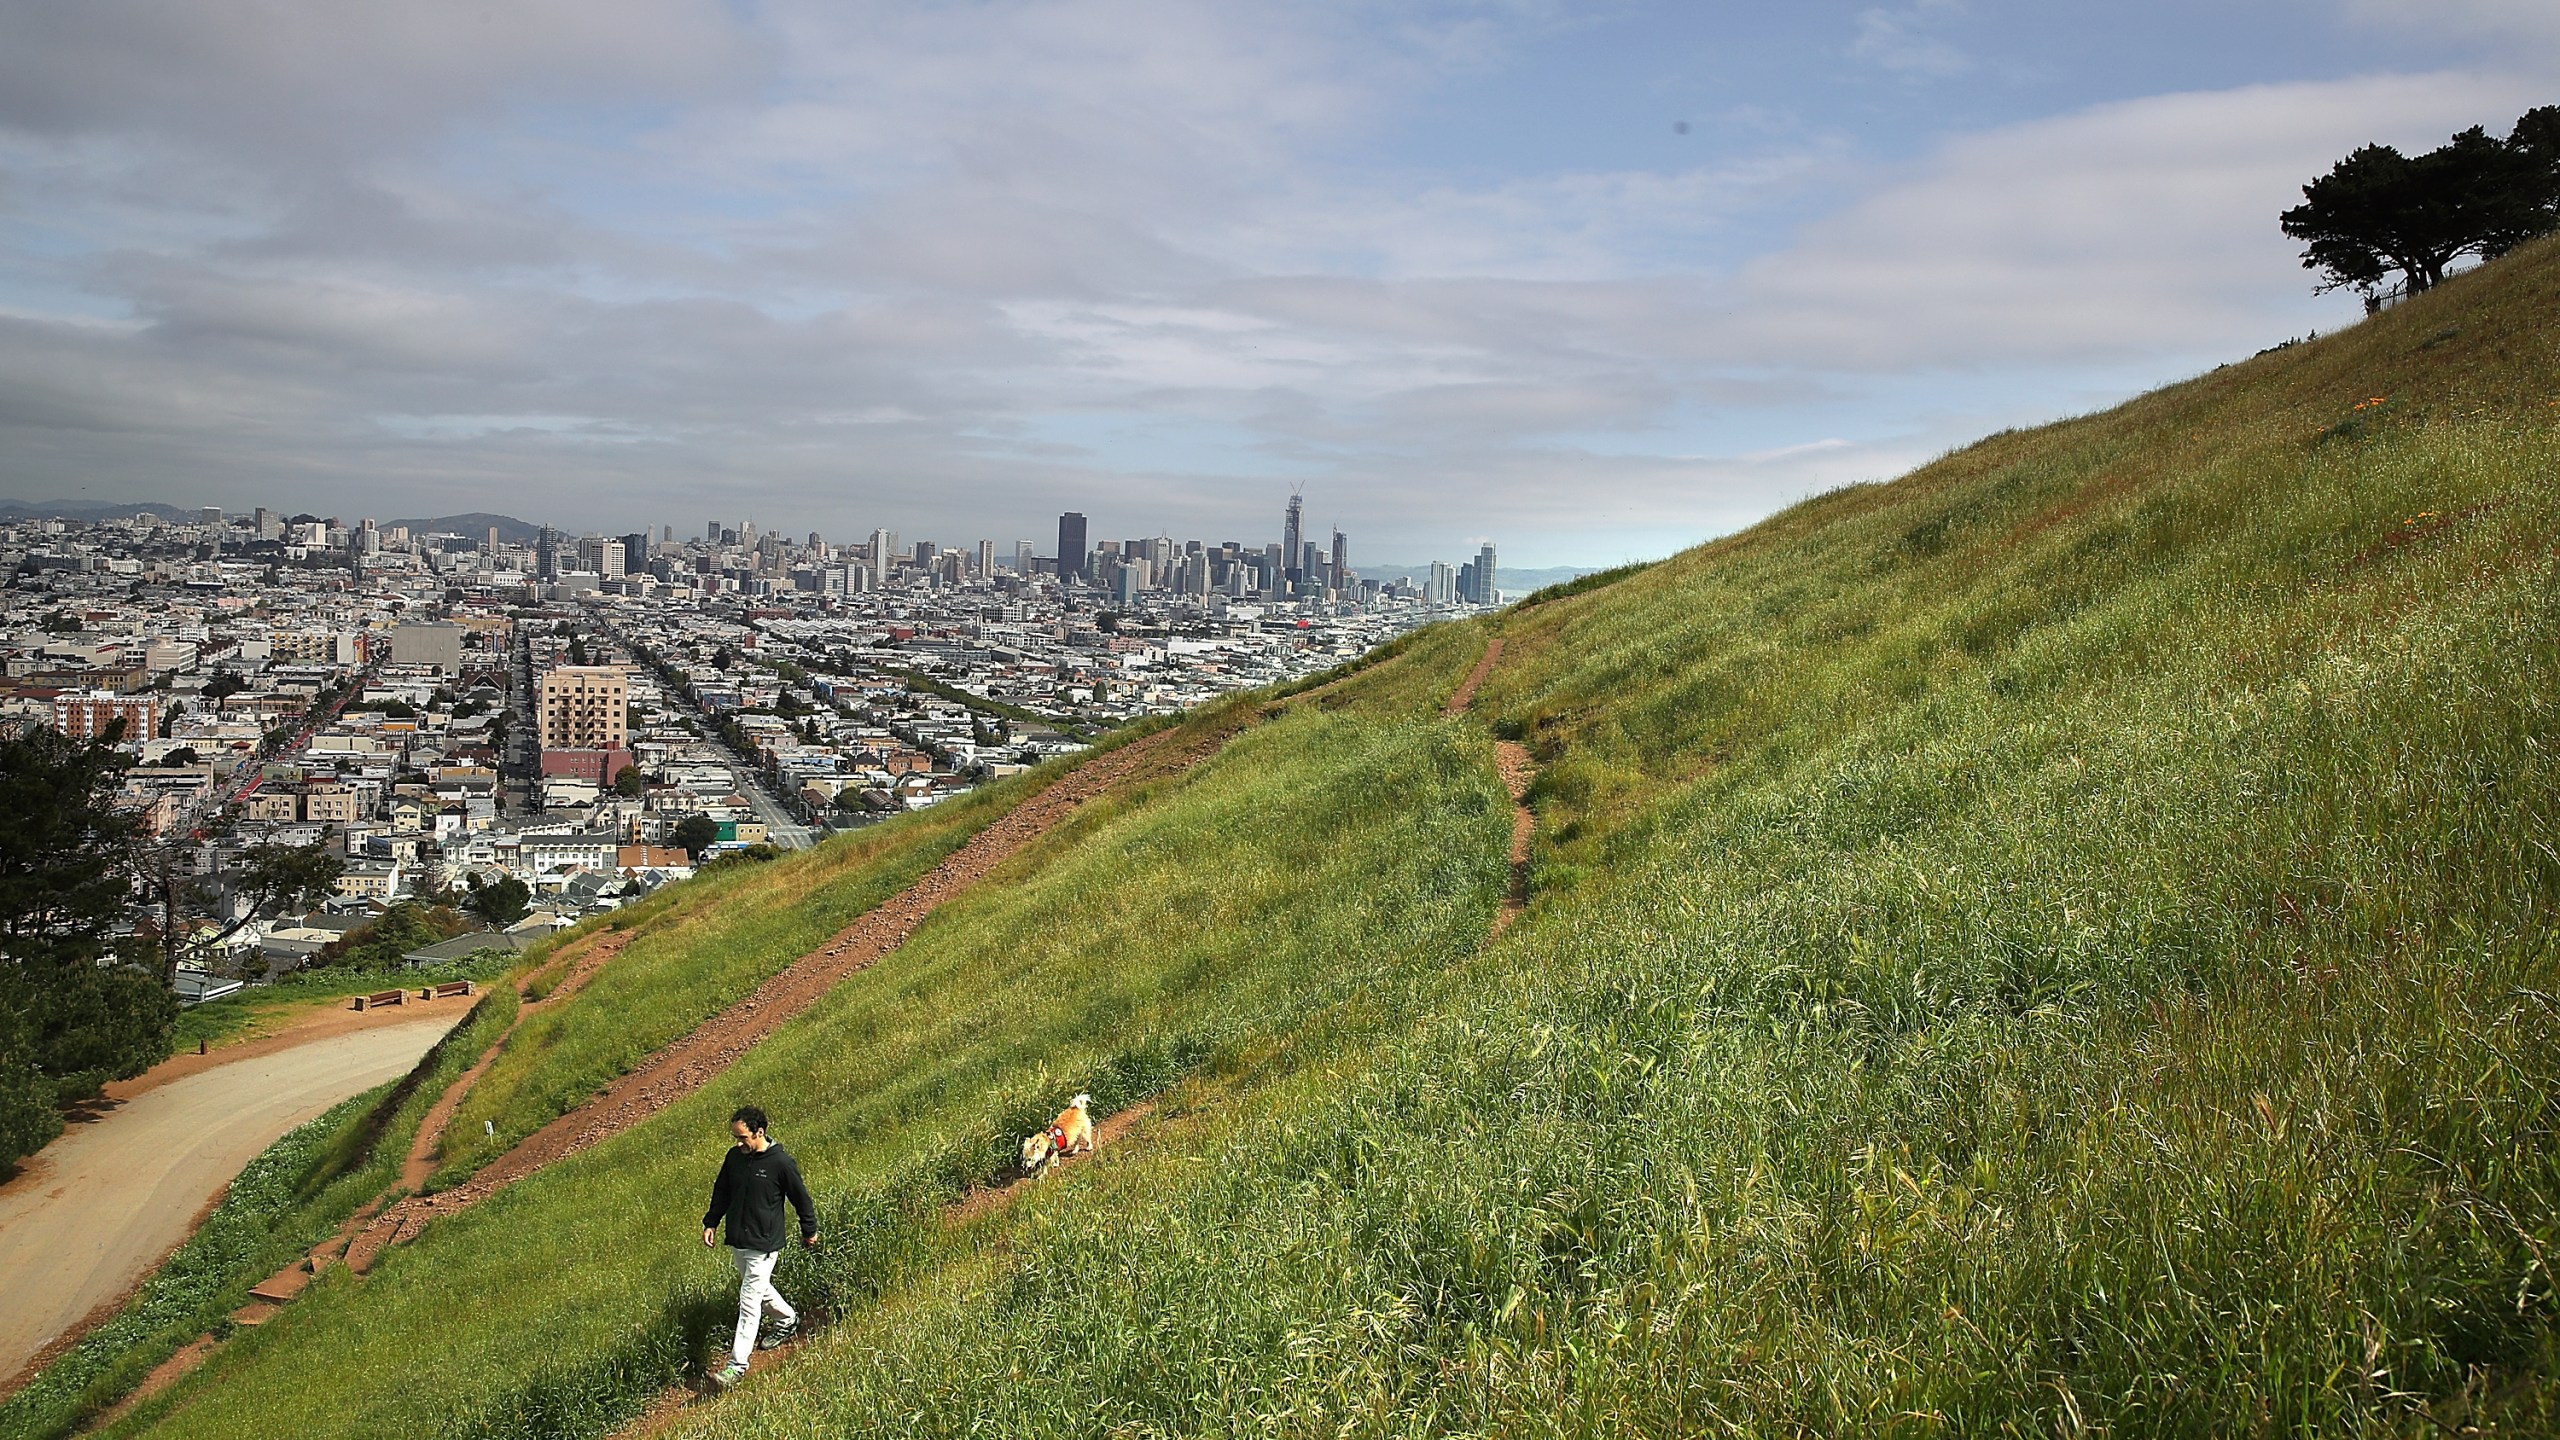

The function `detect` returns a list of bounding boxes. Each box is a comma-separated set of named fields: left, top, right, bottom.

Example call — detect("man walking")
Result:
left=701, top=1105, right=819, bottom=1389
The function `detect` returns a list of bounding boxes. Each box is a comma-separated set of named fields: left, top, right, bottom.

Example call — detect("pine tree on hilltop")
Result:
left=2282, top=106, right=2560, bottom=300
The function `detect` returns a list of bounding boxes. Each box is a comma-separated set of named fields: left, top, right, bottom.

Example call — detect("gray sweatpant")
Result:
left=729, top=1246, right=797, bottom=1364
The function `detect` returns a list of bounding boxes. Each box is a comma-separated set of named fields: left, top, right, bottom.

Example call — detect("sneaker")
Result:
left=757, top=1316, right=799, bottom=1350
left=711, top=1360, right=748, bottom=1390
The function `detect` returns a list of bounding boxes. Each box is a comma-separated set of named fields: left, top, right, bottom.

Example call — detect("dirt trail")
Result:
left=101, top=989, right=484, bottom=1104
left=1491, top=740, right=1536, bottom=936
left=402, top=930, right=634, bottom=1193
left=942, top=1101, right=1156, bottom=1227
left=87, top=931, right=643, bottom=1424
left=1444, top=635, right=1536, bottom=934
left=335, top=926, right=632, bottom=1271
left=348, top=722, right=1230, bottom=1269
left=615, top=646, right=1545, bottom=1437
left=1442, top=636, right=1505, bottom=717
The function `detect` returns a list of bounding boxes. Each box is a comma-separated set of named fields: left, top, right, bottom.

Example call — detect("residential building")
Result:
left=539, top=666, right=630, bottom=750
left=53, top=690, right=157, bottom=744
left=390, top=622, right=466, bottom=672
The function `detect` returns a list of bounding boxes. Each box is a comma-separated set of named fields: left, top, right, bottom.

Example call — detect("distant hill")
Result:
left=1361, top=561, right=1604, bottom=593
left=386, top=512, right=549, bottom=545
left=0, top=501, right=553, bottom=545
left=0, top=499, right=194, bottom=523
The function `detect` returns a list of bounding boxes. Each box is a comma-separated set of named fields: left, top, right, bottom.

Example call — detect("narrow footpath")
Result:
left=613, top=636, right=1544, bottom=1436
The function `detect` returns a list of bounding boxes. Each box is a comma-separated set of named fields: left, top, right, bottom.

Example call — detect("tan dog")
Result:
left=1019, top=1093, right=1094, bottom=1176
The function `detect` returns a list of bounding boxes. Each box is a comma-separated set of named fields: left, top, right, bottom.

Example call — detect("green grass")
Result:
left=2, top=986, right=517, bottom=1440
left=110, top=238, right=2560, bottom=1438
left=170, top=950, right=520, bottom=1056
left=114, top=707, right=1507, bottom=1440
left=430, top=768, right=1069, bottom=1181
left=661, top=241, right=2560, bottom=1436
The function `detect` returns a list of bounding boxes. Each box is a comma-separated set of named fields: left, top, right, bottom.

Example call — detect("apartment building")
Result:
left=538, top=666, right=630, bottom=750
left=53, top=690, right=157, bottom=745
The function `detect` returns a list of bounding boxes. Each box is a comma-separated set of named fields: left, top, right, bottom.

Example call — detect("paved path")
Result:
left=0, top=1016, right=458, bottom=1384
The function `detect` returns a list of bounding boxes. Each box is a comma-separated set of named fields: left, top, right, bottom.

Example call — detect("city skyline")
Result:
left=21, top=492, right=1513, bottom=583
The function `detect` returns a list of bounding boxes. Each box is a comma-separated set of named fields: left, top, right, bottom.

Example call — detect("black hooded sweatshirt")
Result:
left=703, top=1140, right=817, bottom=1254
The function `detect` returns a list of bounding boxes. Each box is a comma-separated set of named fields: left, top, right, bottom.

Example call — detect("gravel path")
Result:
left=0, top=1016, right=459, bottom=1386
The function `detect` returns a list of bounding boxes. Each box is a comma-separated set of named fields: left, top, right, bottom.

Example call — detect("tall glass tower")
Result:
left=1057, top=512, right=1089, bottom=581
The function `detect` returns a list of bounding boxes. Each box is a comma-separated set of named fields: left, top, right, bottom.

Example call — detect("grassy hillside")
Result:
left=109, top=239, right=2560, bottom=1438
left=432, top=774, right=1038, bottom=1181
left=105, top=709, right=1507, bottom=1439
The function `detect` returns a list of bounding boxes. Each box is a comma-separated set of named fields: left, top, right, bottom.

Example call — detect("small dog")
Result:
left=1019, top=1093, right=1095, bottom=1176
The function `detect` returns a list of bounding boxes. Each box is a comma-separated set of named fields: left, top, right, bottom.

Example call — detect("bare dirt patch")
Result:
left=1442, top=636, right=1505, bottom=717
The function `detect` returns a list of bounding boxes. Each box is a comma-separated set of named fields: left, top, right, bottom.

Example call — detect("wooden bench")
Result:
left=421, top=980, right=475, bottom=1001
left=351, top=988, right=406, bottom=1011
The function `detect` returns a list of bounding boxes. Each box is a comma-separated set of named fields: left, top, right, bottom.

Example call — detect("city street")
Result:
left=725, top=760, right=815, bottom=848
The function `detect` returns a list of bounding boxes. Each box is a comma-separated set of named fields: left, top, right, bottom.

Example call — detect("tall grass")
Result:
left=433, top=770, right=1058, bottom=1179
left=114, top=238, right=2560, bottom=1439
left=642, top=244, right=2559, bottom=1435
left=115, top=709, right=1509, bottom=1440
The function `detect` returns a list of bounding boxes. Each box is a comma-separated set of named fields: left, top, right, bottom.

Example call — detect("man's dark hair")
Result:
left=730, top=1105, right=768, bottom=1135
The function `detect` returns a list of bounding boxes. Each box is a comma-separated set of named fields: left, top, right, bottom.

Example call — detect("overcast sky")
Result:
left=0, top=1, right=2552, bottom=567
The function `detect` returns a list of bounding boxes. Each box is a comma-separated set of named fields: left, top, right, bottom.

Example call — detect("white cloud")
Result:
left=0, top=1, right=2551, bottom=565
left=1719, top=71, right=2549, bottom=369
left=1851, top=1, right=1972, bottom=79
left=2339, top=0, right=2560, bottom=49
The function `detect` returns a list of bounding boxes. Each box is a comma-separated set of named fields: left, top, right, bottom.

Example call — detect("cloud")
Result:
left=0, top=0, right=760, bottom=158
left=2338, top=0, right=2560, bottom=49
left=1718, top=71, right=2548, bottom=369
left=0, top=2, right=2550, bottom=566
left=1851, top=1, right=1972, bottom=79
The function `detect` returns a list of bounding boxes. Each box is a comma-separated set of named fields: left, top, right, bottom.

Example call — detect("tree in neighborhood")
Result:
left=0, top=1008, right=57, bottom=1171
left=671, top=813, right=722, bottom=861
left=465, top=873, right=532, bottom=928
left=2281, top=107, right=2560, bottom=298
left=312, top=902, right=467, bottom=970
left=0, top=723, right=175, bottom=1167
left=410, top=867, right=458, bottom=909
left=613, top=764, right=649, bottom=798
left=193, top=841, right=345, bottom=959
